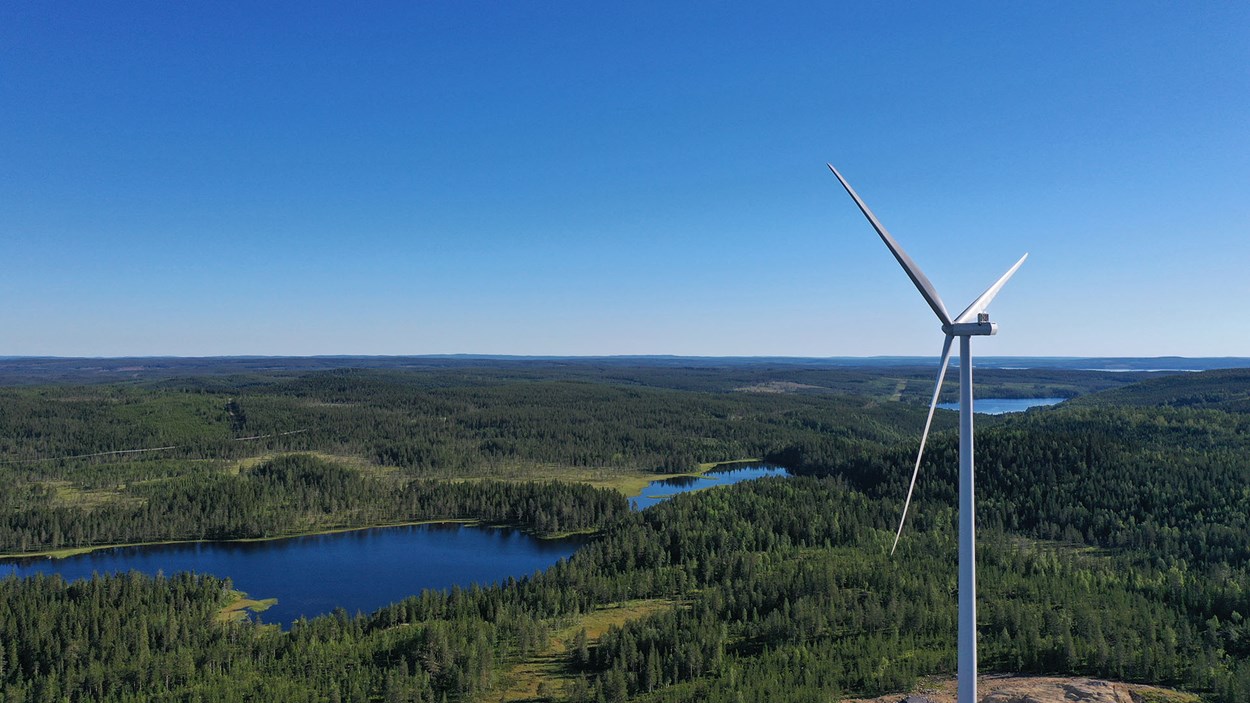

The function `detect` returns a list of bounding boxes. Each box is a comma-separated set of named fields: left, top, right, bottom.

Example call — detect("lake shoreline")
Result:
left=3, top=460, right=788, bottom=626
left=0, top=459, right=766, bottom=561
left=0, top=517, right=485, bottom=562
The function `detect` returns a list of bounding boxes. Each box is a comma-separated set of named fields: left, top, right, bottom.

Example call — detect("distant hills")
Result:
left=0, top=354, right=1247, bottom=386
left=1070, top=367, right=1250, bottom=412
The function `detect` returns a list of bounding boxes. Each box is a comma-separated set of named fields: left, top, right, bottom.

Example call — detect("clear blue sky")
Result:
left=3, top=2, right=1247, bottom=357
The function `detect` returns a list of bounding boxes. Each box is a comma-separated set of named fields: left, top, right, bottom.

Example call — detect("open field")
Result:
left=494, top=598, right=685, bottom=702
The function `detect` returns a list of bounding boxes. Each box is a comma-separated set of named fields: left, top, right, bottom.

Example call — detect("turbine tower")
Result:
left=828, top=164, right=1026, bottom=703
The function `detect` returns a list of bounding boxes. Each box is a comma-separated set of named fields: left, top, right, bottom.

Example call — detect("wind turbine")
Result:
left=828, top=164, right=1026, bottom=703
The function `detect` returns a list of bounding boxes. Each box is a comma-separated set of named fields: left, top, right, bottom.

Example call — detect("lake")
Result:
left=937, top=397, right=1066, bottom=414
left=1, top=524, right=589, bottom=626
left=630, top=463, right=792, bottom=510
left=1, top=463, right=790, bottom=625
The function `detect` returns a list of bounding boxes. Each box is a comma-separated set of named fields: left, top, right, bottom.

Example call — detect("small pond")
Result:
left=629, top=463, right=792, bottom=510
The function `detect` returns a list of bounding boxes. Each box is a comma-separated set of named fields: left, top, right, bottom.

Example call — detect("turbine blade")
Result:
left=954, top=253, right=1029, bottom=324
left=828, top=164, right=953, bottom=325
left=891, top=334, right=955, bottom=555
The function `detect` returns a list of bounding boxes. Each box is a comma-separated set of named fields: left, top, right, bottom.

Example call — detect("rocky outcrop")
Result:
left=845, top=675, right=1200, bottom=703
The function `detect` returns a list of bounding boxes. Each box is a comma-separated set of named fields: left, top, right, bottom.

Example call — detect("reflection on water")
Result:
left=629, top=464, right=791, bottom=510
left=653, top=475, right=703, bottom=488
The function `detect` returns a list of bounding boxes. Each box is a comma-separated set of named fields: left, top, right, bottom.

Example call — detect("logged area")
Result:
left=1, top=360, right=1248, bottom=702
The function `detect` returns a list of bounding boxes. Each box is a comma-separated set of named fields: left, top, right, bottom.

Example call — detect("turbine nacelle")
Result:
left=944, top=321, right=997, bottom=337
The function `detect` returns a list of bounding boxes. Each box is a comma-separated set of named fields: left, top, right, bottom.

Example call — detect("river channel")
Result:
left=1, top=463, right=790, bottom=625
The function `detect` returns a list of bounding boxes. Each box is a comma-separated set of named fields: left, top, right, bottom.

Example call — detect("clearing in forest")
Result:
left=493, top=598, right=683, bottom=702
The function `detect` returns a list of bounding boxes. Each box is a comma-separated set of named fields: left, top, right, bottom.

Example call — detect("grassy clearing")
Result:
left=1132, top=689, right=1202, bottom=703
left=47, top=480, right=144, bottom=510
left=890, top=380, right=907, bottom=402
left=559, top=599, right=683, bottom=641
left=446, top=463, right=651, bottom=493
left=228, top=453, right=763, bottom=500
left=226, top=450, right=400, bottom=479
left=492, top=598, right=684, bottom=702
left=733, top=381, right=824, bottom=394
left=537, top=527, right=599, bottom=540
left=439, top=459, right=760, bottom=500
left=585, top=458, right=762, bottom=498
left=215, top=589, right=278, bottom=624
left=6, top=544, right=110, bottom=560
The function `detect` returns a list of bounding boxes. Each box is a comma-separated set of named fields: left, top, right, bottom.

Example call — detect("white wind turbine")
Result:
left=828, top=164, right=1027, bottom=703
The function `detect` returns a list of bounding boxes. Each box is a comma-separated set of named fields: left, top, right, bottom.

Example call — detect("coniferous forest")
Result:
left=2, top=361, right=1249, bottom=702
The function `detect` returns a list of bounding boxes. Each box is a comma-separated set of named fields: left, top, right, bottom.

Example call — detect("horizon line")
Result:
left=3, top=354, right=1248, bottom=362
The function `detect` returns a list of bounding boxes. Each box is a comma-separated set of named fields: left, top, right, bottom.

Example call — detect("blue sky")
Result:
left=3, top=2, right=1247, bottom=357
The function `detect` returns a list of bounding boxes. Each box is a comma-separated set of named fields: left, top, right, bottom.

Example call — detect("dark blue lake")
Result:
left=937, top=397, right=1066, bottom=414
left=1, top=524, right=588, bottom=626
left=1, top=463, right=790, bottom=625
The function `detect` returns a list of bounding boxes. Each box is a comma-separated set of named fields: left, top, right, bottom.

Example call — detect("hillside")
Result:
left=1067, top=368, right=1250, bottom=412
left=1, top=364, right=1249, bottom=701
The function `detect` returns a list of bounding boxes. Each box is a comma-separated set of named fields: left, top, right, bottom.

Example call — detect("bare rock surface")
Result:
left=841, top=675, right=1200, bottom=703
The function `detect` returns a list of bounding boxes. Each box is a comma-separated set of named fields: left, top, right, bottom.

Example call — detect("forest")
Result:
left=1, top=361, right=1249, bottom=702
